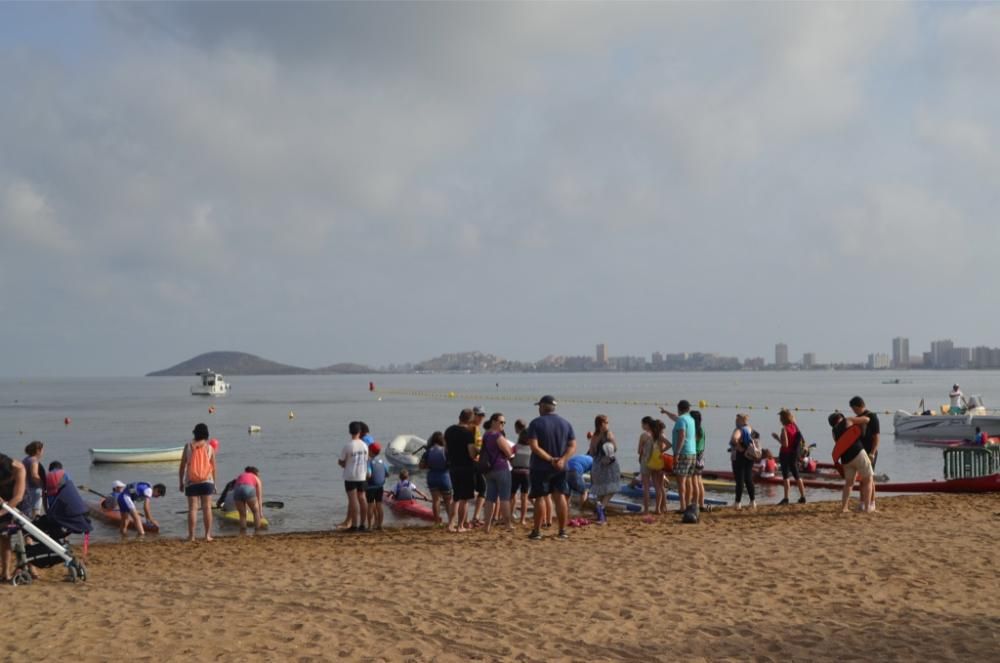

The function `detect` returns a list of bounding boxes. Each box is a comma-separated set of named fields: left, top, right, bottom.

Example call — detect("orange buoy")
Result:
left=208, top=406, right=216, bottom=414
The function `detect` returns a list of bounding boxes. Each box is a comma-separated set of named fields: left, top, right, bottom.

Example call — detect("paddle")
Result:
left=79, top=485, right=109, bottom=500
left=175, top=501, right=284, bottom=514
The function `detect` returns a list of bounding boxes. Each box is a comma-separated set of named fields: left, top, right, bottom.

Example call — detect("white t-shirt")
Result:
left=340, top=438, right=369, bottom=482
left=950, top=390, right=963, bottom=408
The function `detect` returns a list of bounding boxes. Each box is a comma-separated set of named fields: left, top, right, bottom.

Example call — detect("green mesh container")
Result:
left=943, top=447, right=1000, bottom=479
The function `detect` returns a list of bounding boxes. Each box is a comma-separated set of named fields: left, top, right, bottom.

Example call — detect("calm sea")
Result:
left=2, top=370, right=994, bottom=541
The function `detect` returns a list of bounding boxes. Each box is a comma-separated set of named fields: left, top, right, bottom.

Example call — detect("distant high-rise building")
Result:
left=892, top=337, right=910, bottom=369
left=931, top=339, right=954, bottom=368
left=596, top=343, right=608, bottom=365
left=775, top=343, right=789, bottom=368
left=802, top=352, right=816, bottom=368
left=868, top=353, right=890, bottom=369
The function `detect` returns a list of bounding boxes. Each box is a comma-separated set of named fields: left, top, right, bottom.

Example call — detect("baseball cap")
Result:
left=369, top=442, right=381, bottom=455
left=534, top=395, right=557, bottom=406
left=472, top=406, right=486, bottom=416
left=112, top=480, right=126, bottom=490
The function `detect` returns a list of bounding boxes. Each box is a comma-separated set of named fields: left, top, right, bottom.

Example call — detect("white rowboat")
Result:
left=89, top=446, right=185, bottom=464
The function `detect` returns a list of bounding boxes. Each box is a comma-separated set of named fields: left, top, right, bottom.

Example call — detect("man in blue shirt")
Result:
left=661, top=400, right=697, bottom=513
left=526, top=395, right=576, bottom=541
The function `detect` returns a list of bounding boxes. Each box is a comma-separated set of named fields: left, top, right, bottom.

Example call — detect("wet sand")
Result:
left=7, top=494, right=1000, bottom=662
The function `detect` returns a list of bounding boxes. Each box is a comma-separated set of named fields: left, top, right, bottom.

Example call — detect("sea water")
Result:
left=2, top=370, right=995, bottom=541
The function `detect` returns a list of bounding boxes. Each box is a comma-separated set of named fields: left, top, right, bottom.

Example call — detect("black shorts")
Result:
left=450, top=467, right=475, bottom=501
left=474, top=470, right=487, bottom=497
left=779, top=452, right=800, bottom=480
left=510, top=470, right=530, bottom=496
left=185, top=482, right=214, bottom=497
left=344, top=480, right=366, bottom=493
left=365, top=487, right=384, bottom=503
left=529, top=470, right=569, bottom=499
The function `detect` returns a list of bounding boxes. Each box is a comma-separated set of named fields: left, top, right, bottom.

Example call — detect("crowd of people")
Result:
left=0, top=391, right=886, bottom=578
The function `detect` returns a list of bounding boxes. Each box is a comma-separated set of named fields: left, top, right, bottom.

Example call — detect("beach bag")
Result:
left=187, top=442, right=213, bottom=484
left=476, top=438, right=497, bottom=473
left=743, top=435, right=762, bottom=462
left=662, top=453, right=675, bottom=473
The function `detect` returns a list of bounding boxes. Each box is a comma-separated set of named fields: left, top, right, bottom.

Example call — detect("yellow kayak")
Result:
left=214, top=508, right=269, bottom=528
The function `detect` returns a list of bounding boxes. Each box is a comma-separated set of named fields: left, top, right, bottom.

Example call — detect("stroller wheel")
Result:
left=69, top=561, right=87, bottom=583
left=11, top=569, right=33, bottom=586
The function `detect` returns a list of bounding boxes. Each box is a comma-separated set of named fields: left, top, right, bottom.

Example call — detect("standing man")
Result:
left=526, top=395, right=576, bottom=541
left=338, top=421, right=369, bottom=532
left=445, top=409, right=477, bottom=532
left=470, top=406, right=488, bottom=526
left=661, top=400, right=697, bottom=512
left=849, top=395, right=880, bottom=512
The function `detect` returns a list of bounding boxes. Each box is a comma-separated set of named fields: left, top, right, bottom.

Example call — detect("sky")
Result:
left=2, top=2, right=1000, bottom=376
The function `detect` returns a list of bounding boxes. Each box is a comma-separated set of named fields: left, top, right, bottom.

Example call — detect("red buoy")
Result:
left=369, top=381, right=375, bottom=392
left=64, top=417, right=71, bottom=426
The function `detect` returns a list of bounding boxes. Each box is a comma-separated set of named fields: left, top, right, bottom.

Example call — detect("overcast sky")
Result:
left=2, top=2, right=999, bottom=376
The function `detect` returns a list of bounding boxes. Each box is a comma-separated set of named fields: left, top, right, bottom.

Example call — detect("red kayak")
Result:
left=702, top=470, right=1000, bottom=493
left=87, top=499, right=160, bottom=533
left=385, top=494, right=435, bottom=521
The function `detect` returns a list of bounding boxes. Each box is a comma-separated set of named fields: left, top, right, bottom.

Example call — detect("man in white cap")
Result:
left=107, top=480, right=146, bottom=538
left=949, top=384, right=966, bottom=413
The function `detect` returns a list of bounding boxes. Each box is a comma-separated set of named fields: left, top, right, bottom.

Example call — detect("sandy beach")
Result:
left=7, top=494, right=999, bottom=662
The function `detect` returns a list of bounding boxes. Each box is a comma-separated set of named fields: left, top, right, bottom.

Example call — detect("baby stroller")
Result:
left=4, top=470, right=90, bottom=585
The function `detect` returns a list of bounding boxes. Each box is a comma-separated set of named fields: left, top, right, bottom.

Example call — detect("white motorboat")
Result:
left=90, top=446, right=185, bottom=464
left=893, top=395, right=1000, bottom=440
left=384, top=435, right=427, bottom=470
left=191, top=370, right=230, bottom=396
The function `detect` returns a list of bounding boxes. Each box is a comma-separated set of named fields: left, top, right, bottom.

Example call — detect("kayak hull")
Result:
left=87, top=500, right=160, bottom=533
left=384, top=435, right=427, bottom=470
left=703, top=470, right=1000, bottom=493
left=90, top=446, right=185, bottom=464
left=386, top=494, right=435, bottom=521
left=216, top=508, right=269, bottom=528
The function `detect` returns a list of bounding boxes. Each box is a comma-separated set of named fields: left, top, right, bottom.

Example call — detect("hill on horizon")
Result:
left=147, top=352, right=377, bottom=376
left=146, top=351, right=314, bottom=376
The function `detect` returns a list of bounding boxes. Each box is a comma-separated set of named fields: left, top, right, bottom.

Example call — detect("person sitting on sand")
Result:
left=339, top=421, right=369, bottom=532
left=392, top=470, right=428, bottom=502
left=828, top=412, right=874, bottom=513
left=366, top=443, right=387, bottom=531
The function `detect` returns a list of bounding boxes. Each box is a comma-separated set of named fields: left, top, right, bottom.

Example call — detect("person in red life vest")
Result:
left=828, top=412, right=874, bottom=513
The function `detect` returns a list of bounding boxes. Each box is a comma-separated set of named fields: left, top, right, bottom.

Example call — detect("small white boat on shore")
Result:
left=89, top=446, right=185, bottom=464
left=894, top=395, right=1000, bottom=440
left=191, top=370, right=230, bottom=396
left=384, top=435, right=427, bottom=470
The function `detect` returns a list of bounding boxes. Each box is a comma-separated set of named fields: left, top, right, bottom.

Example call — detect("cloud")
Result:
left=1, top=3, right=999, bottom=374
left=0, top=179, right=75, bottom=253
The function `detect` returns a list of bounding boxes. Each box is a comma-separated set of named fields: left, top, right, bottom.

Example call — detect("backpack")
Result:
left=742, top=428, right=762, bottom=462
left=186, top=441, right=213, bottom=484
left=795, top=429, right=809, bottom=459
